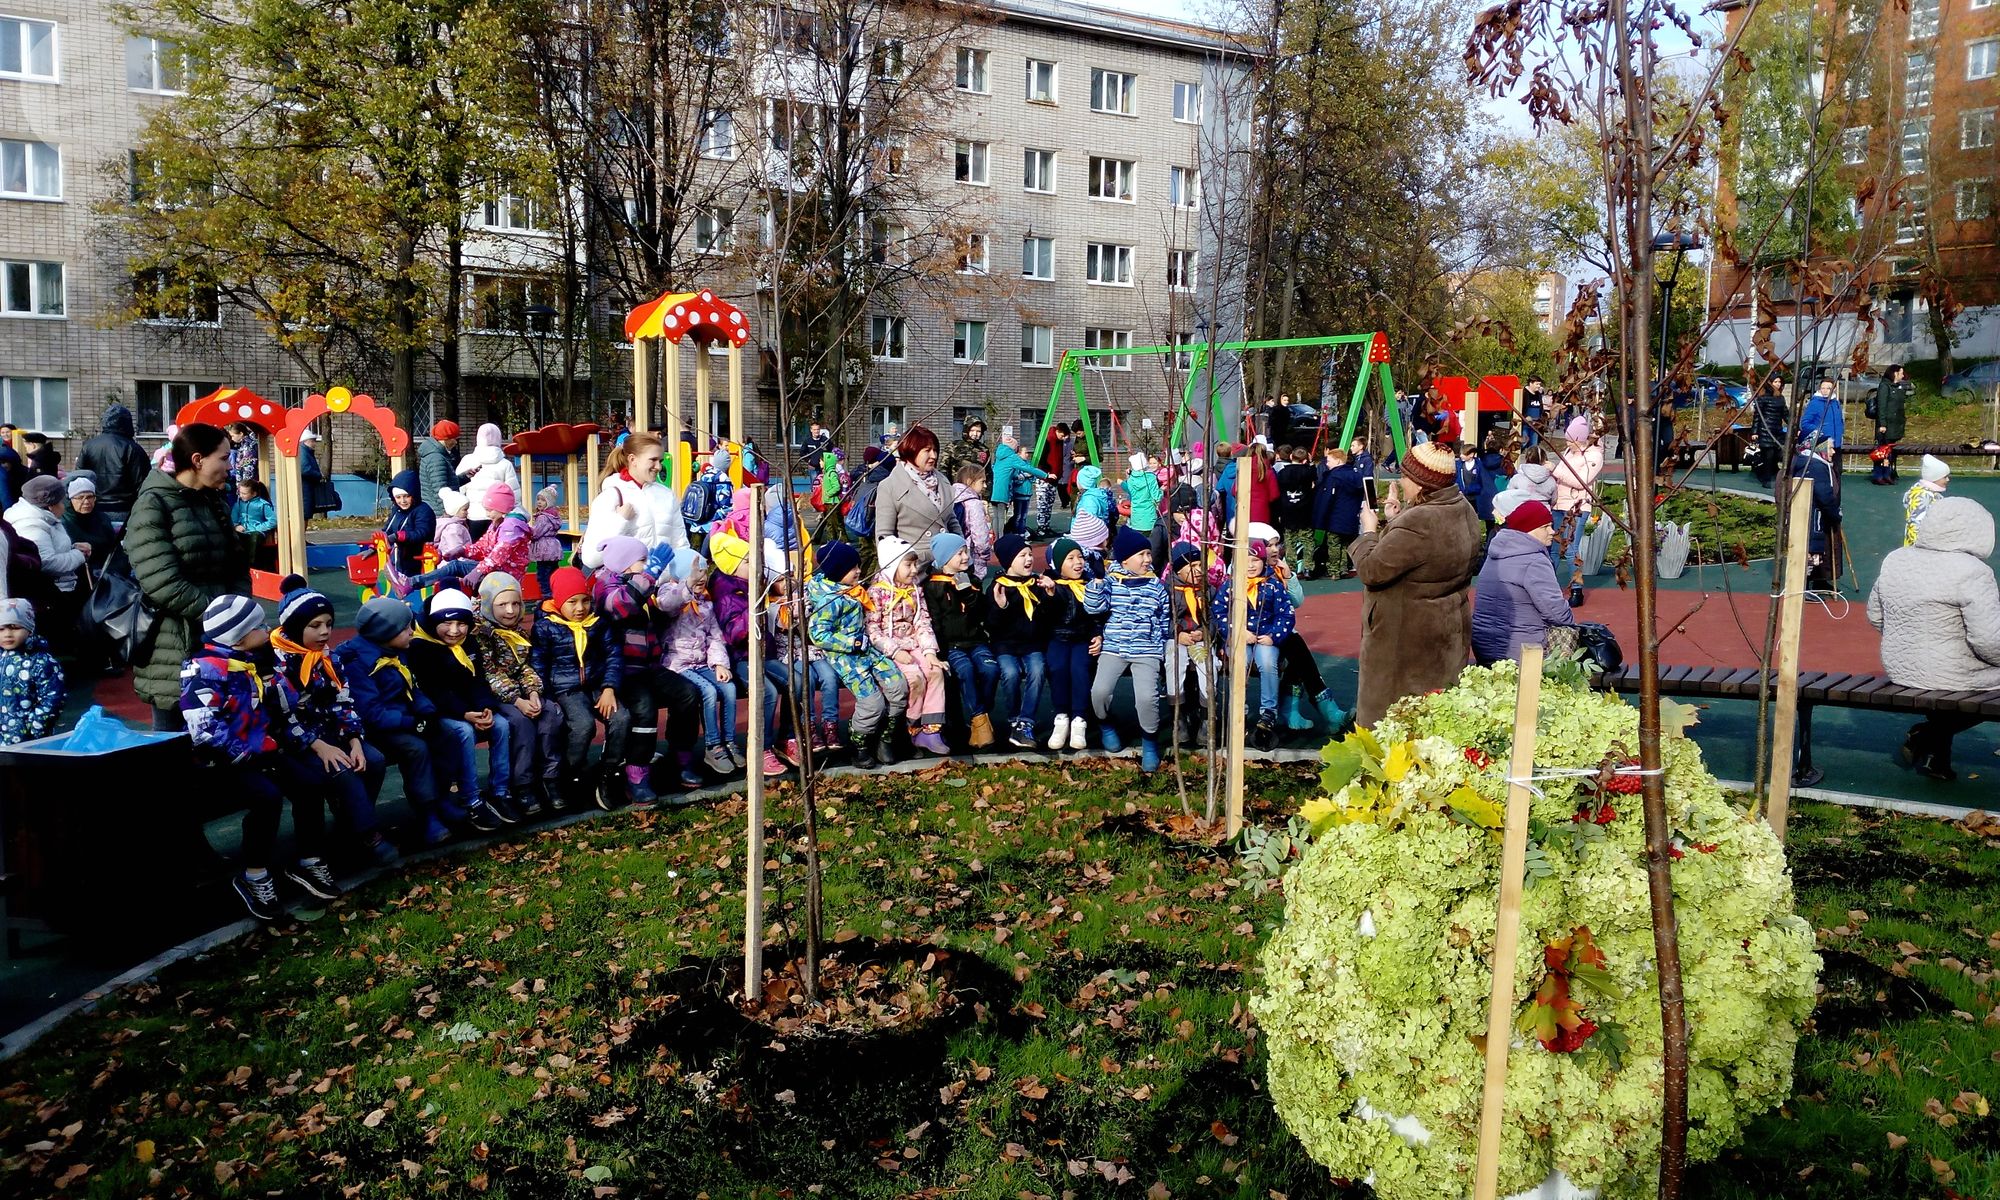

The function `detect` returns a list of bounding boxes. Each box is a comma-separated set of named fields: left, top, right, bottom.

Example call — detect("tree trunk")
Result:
left=393, top=230, right=421, bottom=430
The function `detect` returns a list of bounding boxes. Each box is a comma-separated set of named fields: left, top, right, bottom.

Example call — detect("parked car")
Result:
left=1941, top=360, right=2000, bottom=399
left=1794, top=362, right=1881, bottom=403
left=1695, top=376, right=1748, bottom=408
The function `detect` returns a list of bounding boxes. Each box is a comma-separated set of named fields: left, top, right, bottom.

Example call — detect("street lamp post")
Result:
left=1649, top=231, right=1703, bottom=386
left=525, top=303, right=557, bottom=430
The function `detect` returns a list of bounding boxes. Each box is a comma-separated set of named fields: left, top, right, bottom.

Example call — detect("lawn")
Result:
left=0, top=762, right=1993, bottom=1199
left=1599, top=482, right=1778, bottom=565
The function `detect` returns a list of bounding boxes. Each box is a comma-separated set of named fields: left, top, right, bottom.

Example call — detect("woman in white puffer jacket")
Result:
left=455, top=423, right=522, bottom=525
left=579, top=431, right=690, bottom=568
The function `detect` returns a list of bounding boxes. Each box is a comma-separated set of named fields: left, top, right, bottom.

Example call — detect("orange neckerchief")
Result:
left=846, top=584, right=874, bottom=611
left=1175, top=584, right=1205, bottom=623
left=995, top=575, right=1039, bottom=618
left=271, top=630, right=341, bottom=691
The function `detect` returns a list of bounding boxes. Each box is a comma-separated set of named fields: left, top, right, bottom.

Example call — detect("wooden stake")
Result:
left=694, top=346, right=712, bottom=450
left=273, top=453, right=295, bottom=579
left=744, top=484, right=767, bottom=997
left=1224, top=455, right=1253, bottom=838
left=585, top=433, right=601, bottom=500
left=1762, top=482, right=1814, bottom=841
left=727, top=343, right=744, bottom=452
left=388, top=453, right=405, bottom=477
left=1473, top=643, right=1545, bottom=1200
left=663, top=341, right=682, bottom=485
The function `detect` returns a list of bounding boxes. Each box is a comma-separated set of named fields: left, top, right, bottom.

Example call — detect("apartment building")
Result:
left=1704, top=0, right=2000, bottom=367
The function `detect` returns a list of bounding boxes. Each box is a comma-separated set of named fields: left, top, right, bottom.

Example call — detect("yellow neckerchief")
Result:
left=413, top=625, right=477, bottom=674
left=271, top=630, right=340, bottom=691
left=1054, top=576, right=1088, bottom=602
left=211, top=649, right=266, bottom=697
left=1175, top=583, right=1204, bottom=623
left=995, top=574, right=1038, bottom=618
left=483, top=617, right=532, bottom=651
left=541, top=601, right=597, bottom=670
left=883, top=579, right=919, bottom=611
left=369, top=649, right=415, bottom=693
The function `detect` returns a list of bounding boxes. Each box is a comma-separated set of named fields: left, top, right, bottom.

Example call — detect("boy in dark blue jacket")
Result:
left=532, top=566, right=629, bottom=807
left=1043, top=536, right=1106, bottom=753
left=333, top=596, right=457, bottom=847
left=1312, top=442, right=1372, bottom=577
left=408, top=587, right=518, bottom=831
left=1214, top=538, right=1297, bottom=749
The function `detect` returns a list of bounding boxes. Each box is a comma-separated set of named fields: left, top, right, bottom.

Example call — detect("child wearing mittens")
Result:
left=335, top=596, right=458, bottom=848
left=269, top=576, right=395, bottom=865
left=806, top=540, right=908, bottom=768
left=0, top=597, right=63, bottom=746
left=1042, top=536, right=1104, bottom=752
left=471, top=572, right=565, bottom=814
left=408, top=588, right=519, bottom=832
left=532, top=566, right=629, bottom=809
left=1084, top=527, right=1171, bottom=771
left=531, top=485, right=565, bottom=592
left=923, top=531, right=999, bottom=750
left=867, top=550, right=950, bottom=756
left=986, top=533, right=1053, bottom=749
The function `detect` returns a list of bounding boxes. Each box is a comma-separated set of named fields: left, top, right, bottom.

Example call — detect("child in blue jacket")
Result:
left=0, top=598, right=62, bottom=745
left=1084, top=527, right=1170, bottom=770
left=333, top=596, right=458, bottom=848
left=532, top=566, right=629, bottom=808
left=269, top=577, right=395, bottom=865
left=1213, top=536, right=1297, bottom=749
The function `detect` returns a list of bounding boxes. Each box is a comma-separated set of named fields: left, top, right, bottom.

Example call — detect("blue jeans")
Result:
left=946, top=646, right=999, bottom=718
left=685, top=666, right=739, bottom=748
left=1250, top=641, right=1281, bottom=716
left=1550, top=510, right=1580, bottom=588
left=996, top=650, right=1046, bottom=729
left=1048, top=637, right=1095, bottom=718
left=439, top=714, right=513, bottom=805
left=762, top=657, right=839, bottom=739
left=405, top=557, right=479, bottom=592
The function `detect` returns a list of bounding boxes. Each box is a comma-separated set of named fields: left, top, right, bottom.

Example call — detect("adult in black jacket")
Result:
left=75, top=404, right=153, bottom=524
left=1751, top=374, right=1789, bottom=487
left=1869, top=364, right=1914, bottom=484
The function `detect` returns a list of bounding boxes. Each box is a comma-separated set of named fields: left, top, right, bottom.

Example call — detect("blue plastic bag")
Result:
left=59, top=705, right=175, bottom=754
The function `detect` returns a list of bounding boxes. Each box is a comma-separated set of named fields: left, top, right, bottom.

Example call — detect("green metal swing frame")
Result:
left=1029, top=333, right=1411, bottom=467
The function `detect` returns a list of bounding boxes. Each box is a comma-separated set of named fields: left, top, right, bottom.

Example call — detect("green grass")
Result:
left=1599, top=483, right=1778, bottom=564
left=0, top=770, right=1994, bottom=1198
left=1700, top=357, right=2000, bottom=447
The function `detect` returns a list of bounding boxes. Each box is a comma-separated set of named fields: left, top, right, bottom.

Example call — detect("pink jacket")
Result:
left=662, top=592, right=729, bottom=672
left=436, top=515, right=472, bottom=560
left=952, top=481, right=992, bottom=565
left=464, top=513, right=532, bottom=583
left=865, top=576, right=938, bottom=658
left=1552, top=445, right=1604, bottom=515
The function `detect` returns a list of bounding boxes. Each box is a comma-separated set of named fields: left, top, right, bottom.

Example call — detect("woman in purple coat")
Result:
left=1471, top=500, right=1574, bottom=665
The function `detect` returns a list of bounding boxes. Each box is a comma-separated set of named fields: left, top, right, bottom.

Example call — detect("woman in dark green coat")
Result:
left=125, top=424, right=250, bottom=725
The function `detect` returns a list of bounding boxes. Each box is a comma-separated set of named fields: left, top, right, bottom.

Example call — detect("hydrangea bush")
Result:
left=1252, top=664, right=1819, bottom=1200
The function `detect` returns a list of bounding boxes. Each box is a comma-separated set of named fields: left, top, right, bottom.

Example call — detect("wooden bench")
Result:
left=1597, top=666, right=2000, bottom=786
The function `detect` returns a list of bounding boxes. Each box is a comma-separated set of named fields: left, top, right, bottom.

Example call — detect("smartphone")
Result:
left=1362, top=475, right=1378, bottom=509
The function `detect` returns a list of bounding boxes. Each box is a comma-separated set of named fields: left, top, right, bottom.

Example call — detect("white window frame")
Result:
left=1976, top=0, right=1997, bottom=10
left=478, top=192, right=546, bottom=233
left=954, top=47, right=989, bottom=94
left=1026, top=58, right=1057, bottom=104
left=1843, top=63, right=1872, bottom=101
left=1839, top=126, right=1869, bottom=165
left=1910, top=0, right=1940, bottom=40
left=1023, top=147, right=1057, bottom=194
left=870, top=314, right=907, bottom=361
left=875, top=135, right=906, bottom=177
left=1, top=377, right=68, bottom=431
left=1089, top=68, right=1136, bottom=116
left=134, top=267, right=220, bottom=326
left=1907, top=50, right=1935, bottom=109
left=1083, top=328, right=1132, bottom=370
left=952, top=319, right=987, bottom=364
left=1022, top=235, right=1054, bottom=281
left=1965, top=108, right=1997, bottom=149
left=0, top=138, right=60, bottom=200
left=0, top=16, right=58, bottom=83
left=1166, top=248, right=1197, bottom=293
left=869, top=405, right=906, bottom=442
left=1844, top=0, right=1876, bottom=30
left=955, top=231, right=989, bottom=274
left=699, top=109, right=736, bottom=160
left=1897, top=186, right=1928, bottom=243
left=1088, top=156, right=1135, bottom=202
left=125, top=34, right=184, bottom=95
left=1957, top=177, right=1993, bottom=221
left=694, top=206, right=733, bottom=252
left=1170, top=333, right=1194, bottom=372
left=1173, top=80, right=1202, bottom=123
left=1971, top=39, right=2000, bottom=81
left=1169, top=165, right=1199, bottom=210
left=1085, top=242, right=1134, bottom=286
left=1021, top=323, right=1053, bottom=368
left=1899, top=118, right=1929, bottom=173
left=872, top=37, right=903, bottom=81
left=0, top=259, right=63, bottom=318
left=133, top=379, right=211, bottom=436
left=867, top=220, right=909, bottom=267
left=954, top=139, right=988, bottom=186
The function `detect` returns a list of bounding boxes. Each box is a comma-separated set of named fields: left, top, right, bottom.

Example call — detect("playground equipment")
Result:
left=1030, top=332, right=1410, bottom=468
left=626, top=287, right=752, bottom=490
left=505, top=421, right=601, bottom=534
left=175, top=385, right=410, bottom=599
left=1431, top=374, right=1524, bottom=445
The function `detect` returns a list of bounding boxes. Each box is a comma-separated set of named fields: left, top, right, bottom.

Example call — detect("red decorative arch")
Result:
left=274, top=390, right=410, bottom=456
left=174, top=387, right=286, bottom=432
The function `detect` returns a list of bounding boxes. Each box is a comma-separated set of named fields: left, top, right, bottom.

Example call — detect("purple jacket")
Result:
left=663, top=591, right=729, bottom=672
left=714, top=571, right=751, bottom=655
left=530, top=509, right=564, bottom=562
left=1471, top=529, right=1573, bottom=663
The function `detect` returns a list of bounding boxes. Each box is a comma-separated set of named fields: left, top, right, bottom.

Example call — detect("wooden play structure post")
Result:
left=1474, top=644, right=1545, bottom=1200
left=743, top=484, right=767, bottom=997
left=727, top=343, right=744, bottom=454
left=632, top=337, right=653, bottom=435
left=1761, top=483, right=1815, bottom=841
left=1224, top=457, right=1253, bottom=838
left=626, top=289, right=751, bottom=491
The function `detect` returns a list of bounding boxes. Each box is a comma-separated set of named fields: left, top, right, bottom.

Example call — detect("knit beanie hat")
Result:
left=484, top=482, right=517, bottom=515
left=1400, top=441, right=1457, bottom=493
left=817, top=540, right=860, bottom=582
left=1922, top=454, right=1951, bottom=483
left=423, top=587, right=475, bottom=631
left=1077, top=465, right=1103, bottom=491
left=0, top=597, right=34, bottom=633
left=356, top=596, right=415, bottom=644
left=1111, top=526, right=1151, bottom=565
left=599, top=535, right=648, bottom=575
left=439, top=487, right=469, bottom=517
left=21, top=475, right=62, bottom=507
left=1491, top=489, right=1531, bottom=523
left=432, top=420, right=460, bottom=442
left=1503, top=500, right=1553, bottom=533
left=535, top=484, right=559, bottom=511
left=66, top=475, right=95, bottom=498
left=547, top=566, right=591, bottom=608
left=1566, top=414, right=1592, bottom=442
left=277, top=576, right=334, bottom=640
left=1169, top=542, right=1203, bottom=573
left=1051, top=537, right=1083, bottom=574
left=993, top=533, right=1029, bottom=572
left=929, top=532, right=967, bottom=568
left=669, top=547, right=702, bottom=581
left=202, top=594, right=267, bottom=647
left=477, top=571, right=522, bottom=621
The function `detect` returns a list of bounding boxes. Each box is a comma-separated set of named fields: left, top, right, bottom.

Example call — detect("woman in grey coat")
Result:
left=1470, top=500, right=1573, bottom=665
left=871, top=424, right=960, bottom=576
left=1867, top=496, right=2000, bottom=780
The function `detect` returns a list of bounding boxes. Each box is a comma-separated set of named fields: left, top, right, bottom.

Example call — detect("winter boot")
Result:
left=1139, top=734, right=1161, bottom=773
left=851, top=734, right=881, bottom=770
left=1253, top=712, right=1279, bottom=752
left=1314, top=689, right=1351, bottom=736
left=1281, top=690, right=1314, bottom=732
left=1047, top=714, right=1072, bottom=751
left=624, top=763, right=658, bottom=809
left=1098, top=722, right=1124, bottom=753
left=1068, top=717, right=1088, bottom=751
left=913, top=726, right=951, bottom=756
left=1570, top=584, right=1586, bottom=608
left=1008, top=719, right=1038, bottom=749
left=968, top=713, right=996, bottom=749
left=876, top=727, right=904, bottom=766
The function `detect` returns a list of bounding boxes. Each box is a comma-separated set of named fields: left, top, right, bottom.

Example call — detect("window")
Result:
left=1085, top=243, right=1133, bottom=285
left=874, top=135, right=907, bottom=176
left=1170, top=332, right=1194, bottom=372
left=1965, top=108, right=1997, bottom=149
left=1907, top=50, right=1934, bottom=108
left=1089, top=68, right=1135, bottom=115
left=954, top=139, right=988, bottom=185
left=0, top=139, right=58, bottom=199
left=1023, top=147, right=1057, bottom=193
left=1083, top=328, right=1131, bottom=369
left=867, top=220, right=908, bottom=266
left=1844, top=0, right=1875, bottom=32
left=1021, top=323, right=1053, bottom=367
left=478, top=192, right=545, bottom=232
left=134, top=380, right=214, bottom=435
left=699, top=109, right=735, bottom=159
left=767, top=99, right=796, bottom=152
left=1169, top=165, right=1199, bottom=209
left=1173, top=80, right=1202, bottom=123
left=1910, top=0, right=1939, bottom=40
left=0, top=16, right=57, bottom=82
left=1843, top=62, right=1872, bottom=101
left=1088, top=156, right=1135, bottom=201
left=1166, top=248, right=1196, bottom=292
left=1978, top=0, right=1997, bottom=9
left=467, top=274, right=556, bottom=331
left=1, top=377, right=67, bottom=431
left=954, top=232, right=989, bottom=274
left=1900, top=118, right=1929, bottom=173
left=1897, top=186, right=1928, bottom=242
left=0, top=259, right=62, bottom=317
left=695, top=206, right=733, bottom=252
left=768, top=7, right=817, bottom=55
left=872, top=38, right=903, bottom=81
left=1958, top=178, right=1993, bottom=220
left=1840, top=126, right=1869, bottom=164
left=125, top=34, right=184, bottom=93
left=870, top=405, right=905, bottom=442
left=134, top=267, right=219, bottom=324
left=953, top=320, right=987, bottom=364
left=1972, top=39, right=1999, bottom=81
left=955, top=47, right=989, bottom=93
left=1022, top=235, right=1053, bottom=280
left=870, top=315, right=906, bottom=361
left=1026, top=58, right=1057, bottom=103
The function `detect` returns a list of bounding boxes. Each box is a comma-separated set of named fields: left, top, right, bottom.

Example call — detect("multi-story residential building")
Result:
left=1, top=0, right=1254, bottom=467
left=1704, top=0, right=2000, bottom=367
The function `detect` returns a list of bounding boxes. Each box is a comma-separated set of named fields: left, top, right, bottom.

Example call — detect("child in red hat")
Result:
left=530, top=566, right=629, bottom=809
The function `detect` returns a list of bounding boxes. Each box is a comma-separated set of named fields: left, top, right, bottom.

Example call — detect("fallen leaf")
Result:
left=135, top=1140, right=155, bottom=1163
left=1887, top=1132, right=1908, bottom=1150
left=1211, top=1120, right=1239, bottom=1146
left=1929, top=1156, right=1956, bottom=1184
left=53, top=1164, right=88, bottom=1188
left=363, top=1108, right=387, bottom=1128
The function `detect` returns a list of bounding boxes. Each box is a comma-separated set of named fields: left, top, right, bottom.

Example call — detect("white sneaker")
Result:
left=1047, top=714, right=1071, bottom=750
left=1068, top=717, right=1088, bottom=751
